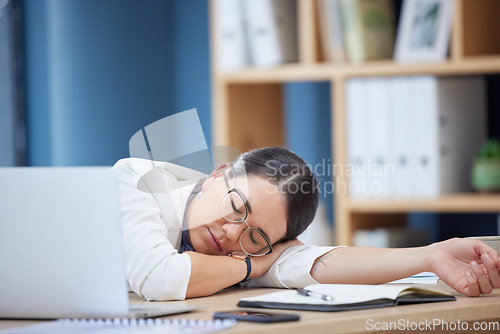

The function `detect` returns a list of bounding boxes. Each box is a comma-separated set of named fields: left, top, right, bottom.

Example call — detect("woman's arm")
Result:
left=185, top=252, right=247, bottom=298
left=310, top=238, right=500, bottom=297
left=185, top=239, right=302, bottom=298
left=310, top=245, right=429, bottom=285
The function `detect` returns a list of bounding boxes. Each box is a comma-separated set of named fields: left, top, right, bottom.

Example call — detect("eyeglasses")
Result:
left=218, top=169, right=273, bottom=257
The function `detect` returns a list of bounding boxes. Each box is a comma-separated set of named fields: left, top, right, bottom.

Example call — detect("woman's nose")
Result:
left=221, top=221, right=246, bottom=242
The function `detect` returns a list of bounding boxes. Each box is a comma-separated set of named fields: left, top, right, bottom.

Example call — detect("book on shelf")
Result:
left=237, top=284, right=455, bottom=312
left=317, top=0, right=346, bottom=62
left=242, top=0, right=298, bottom=68
left=339, top=0, right=396, bottom=62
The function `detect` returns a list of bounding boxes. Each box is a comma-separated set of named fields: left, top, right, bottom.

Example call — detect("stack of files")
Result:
left=345, top=75, right=487, bottom=199
left=214, top=0, right=298, bottom=71
left=346, top=77, right=395, bottom=198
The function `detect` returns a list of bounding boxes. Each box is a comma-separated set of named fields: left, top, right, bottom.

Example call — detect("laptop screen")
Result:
left=0, top=167, right=129, bottom=319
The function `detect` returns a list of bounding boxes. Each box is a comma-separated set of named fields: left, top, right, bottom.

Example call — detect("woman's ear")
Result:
left=201, top=162, right=230, bottom=192
left=210, top=162, right=229, bottom=178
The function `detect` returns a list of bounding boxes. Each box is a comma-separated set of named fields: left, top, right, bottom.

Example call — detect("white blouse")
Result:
left=112, top=158, right=337, bottom=301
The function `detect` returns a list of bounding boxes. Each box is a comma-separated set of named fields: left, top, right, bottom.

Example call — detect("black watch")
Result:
left=229, top=252, right=252, bottom=283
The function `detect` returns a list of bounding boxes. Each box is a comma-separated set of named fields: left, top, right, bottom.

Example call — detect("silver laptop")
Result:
left=0, top=167, right=199, bottom=319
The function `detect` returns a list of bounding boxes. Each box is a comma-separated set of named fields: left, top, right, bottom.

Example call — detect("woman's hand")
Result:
left=426, top=238, right=500, bottom=296
left=250, top=238, right=303, bottom=278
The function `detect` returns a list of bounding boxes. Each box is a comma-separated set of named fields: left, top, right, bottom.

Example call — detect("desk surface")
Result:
left=2, top=283, right=500, bottom=333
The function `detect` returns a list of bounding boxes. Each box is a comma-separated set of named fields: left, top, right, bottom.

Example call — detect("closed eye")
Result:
left=249, top=230, right=258, bottom=244
left=230, top=201, right=243, bottom=214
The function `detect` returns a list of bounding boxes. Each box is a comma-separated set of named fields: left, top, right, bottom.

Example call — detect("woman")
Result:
left=112, top=147, right=500, bottom=301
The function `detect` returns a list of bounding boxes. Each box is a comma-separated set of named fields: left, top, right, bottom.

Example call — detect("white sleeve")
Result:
left=246, top=245, right=342, bottom=288
left=112, top=159, right=191, bottom=301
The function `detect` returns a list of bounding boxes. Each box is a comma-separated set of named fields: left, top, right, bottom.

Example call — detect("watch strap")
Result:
left=241, top=257, right=252, bottom=283
left=229, top=252, right=252, bottom=283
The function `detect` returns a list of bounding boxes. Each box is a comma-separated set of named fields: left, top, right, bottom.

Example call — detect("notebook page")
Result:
left=388, top=272, right=439, bottom=284
left=306, top=284, right=450, bottom=304
left=240, top=284, right=449, bottom=306
left=306, top=284, right=409, bottom=304
left=240, top=290, right=337, bottom=306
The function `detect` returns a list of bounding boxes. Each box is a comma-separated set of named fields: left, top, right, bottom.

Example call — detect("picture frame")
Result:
left=394, top=0, right=453, bottom=63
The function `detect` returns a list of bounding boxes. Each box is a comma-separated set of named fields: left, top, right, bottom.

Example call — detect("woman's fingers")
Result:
left=481, top=253, right=500, bottom=288
left=463, top=255, right=500, bottom=297
left=471, top=261, right=493, bottom=294
left=465, top=271, right=480, bottom=297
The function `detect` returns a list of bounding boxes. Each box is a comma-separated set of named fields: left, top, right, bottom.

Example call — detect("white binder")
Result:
left=437, top=76, right=487, bottom=195
left=367, top=77, right=392, bottom=197
left=346, top=78, right=371, bottom=198
left=317, top=0, right=346, bottom=62
left=214, top=0, right=248, bottom=72
left=411, top=76, right=440, bottom=197
left=242, top=0, right=298, bottom=68
left=388, top=76, right=415, bottom=198
left=411, top=76, right=487, bottom=197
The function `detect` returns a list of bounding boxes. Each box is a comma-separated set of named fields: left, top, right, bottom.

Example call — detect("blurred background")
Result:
left=1, top=0, right=499, bottom=246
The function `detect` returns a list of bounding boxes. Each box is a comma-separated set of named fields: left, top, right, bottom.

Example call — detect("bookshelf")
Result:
left=210, top=0, right=500, bottom=245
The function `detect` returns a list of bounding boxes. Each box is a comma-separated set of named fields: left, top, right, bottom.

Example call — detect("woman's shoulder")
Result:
left=111, top=158, right=207, bottom=182
left=111, top=157, right=160, bottom=177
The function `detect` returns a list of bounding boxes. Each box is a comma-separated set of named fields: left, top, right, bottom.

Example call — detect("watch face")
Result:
left=230, top=251, right=247, bottom=260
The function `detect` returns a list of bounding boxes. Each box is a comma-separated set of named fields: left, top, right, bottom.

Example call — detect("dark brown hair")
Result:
left=232, top=147, right=319, bottom=242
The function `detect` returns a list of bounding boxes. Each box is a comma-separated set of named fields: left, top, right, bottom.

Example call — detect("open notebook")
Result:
left=238, top=284, right=456, bottom=312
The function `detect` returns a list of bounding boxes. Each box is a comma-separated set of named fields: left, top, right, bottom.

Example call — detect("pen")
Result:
left=297, top=288, right=334, bottom=301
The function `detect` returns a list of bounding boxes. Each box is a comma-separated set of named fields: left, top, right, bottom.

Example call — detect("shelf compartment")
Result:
left=219, top=56, right=500, bottom=83
left=462, top=0, right=500, bottom=57
left=348, top=194, right=500, bottom=213
left=224, top=83, right=284, bottom=152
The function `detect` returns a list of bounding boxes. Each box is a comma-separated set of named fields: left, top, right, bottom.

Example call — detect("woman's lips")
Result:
left=207, top=227, right=223, bottom=252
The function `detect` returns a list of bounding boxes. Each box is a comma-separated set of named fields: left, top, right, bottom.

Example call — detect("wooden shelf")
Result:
left=211, top=0, right=500, bottom=245
left=218, top=56, right=500, bottom=84
left=349, top=194, right=500, bottom=213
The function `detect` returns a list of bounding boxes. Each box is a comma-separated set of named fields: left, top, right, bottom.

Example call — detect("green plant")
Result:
left=475, top=139, right=500, bottom=160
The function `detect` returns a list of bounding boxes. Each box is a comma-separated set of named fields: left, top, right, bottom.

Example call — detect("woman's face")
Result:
left=186, top=172, right=287, bottom=256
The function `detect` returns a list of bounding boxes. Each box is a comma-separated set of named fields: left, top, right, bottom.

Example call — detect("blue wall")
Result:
left=0, top=0, right=17, bottom=166
left=21, top=0, right=497, bottom=238
left=171, top=0, right=212, bottom=144
left=23, top=0, right=212, bottom=166
left=284, top=82, right=334, bottom=222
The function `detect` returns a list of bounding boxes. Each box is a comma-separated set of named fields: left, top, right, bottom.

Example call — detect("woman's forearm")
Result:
left=310, top=246, right=433, bottom=284
left=185, top=251, right=247, bottom=298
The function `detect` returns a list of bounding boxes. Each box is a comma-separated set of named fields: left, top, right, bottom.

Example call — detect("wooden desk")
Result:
left=2, top=284, right=500, bottom=333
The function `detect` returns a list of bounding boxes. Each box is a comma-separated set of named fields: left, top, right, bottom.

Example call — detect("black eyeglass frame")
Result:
left=218, top=169, right=273, bottom=257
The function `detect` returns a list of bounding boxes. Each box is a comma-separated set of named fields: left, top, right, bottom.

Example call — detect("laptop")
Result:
left=0, top=167, right=200, bottom=319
